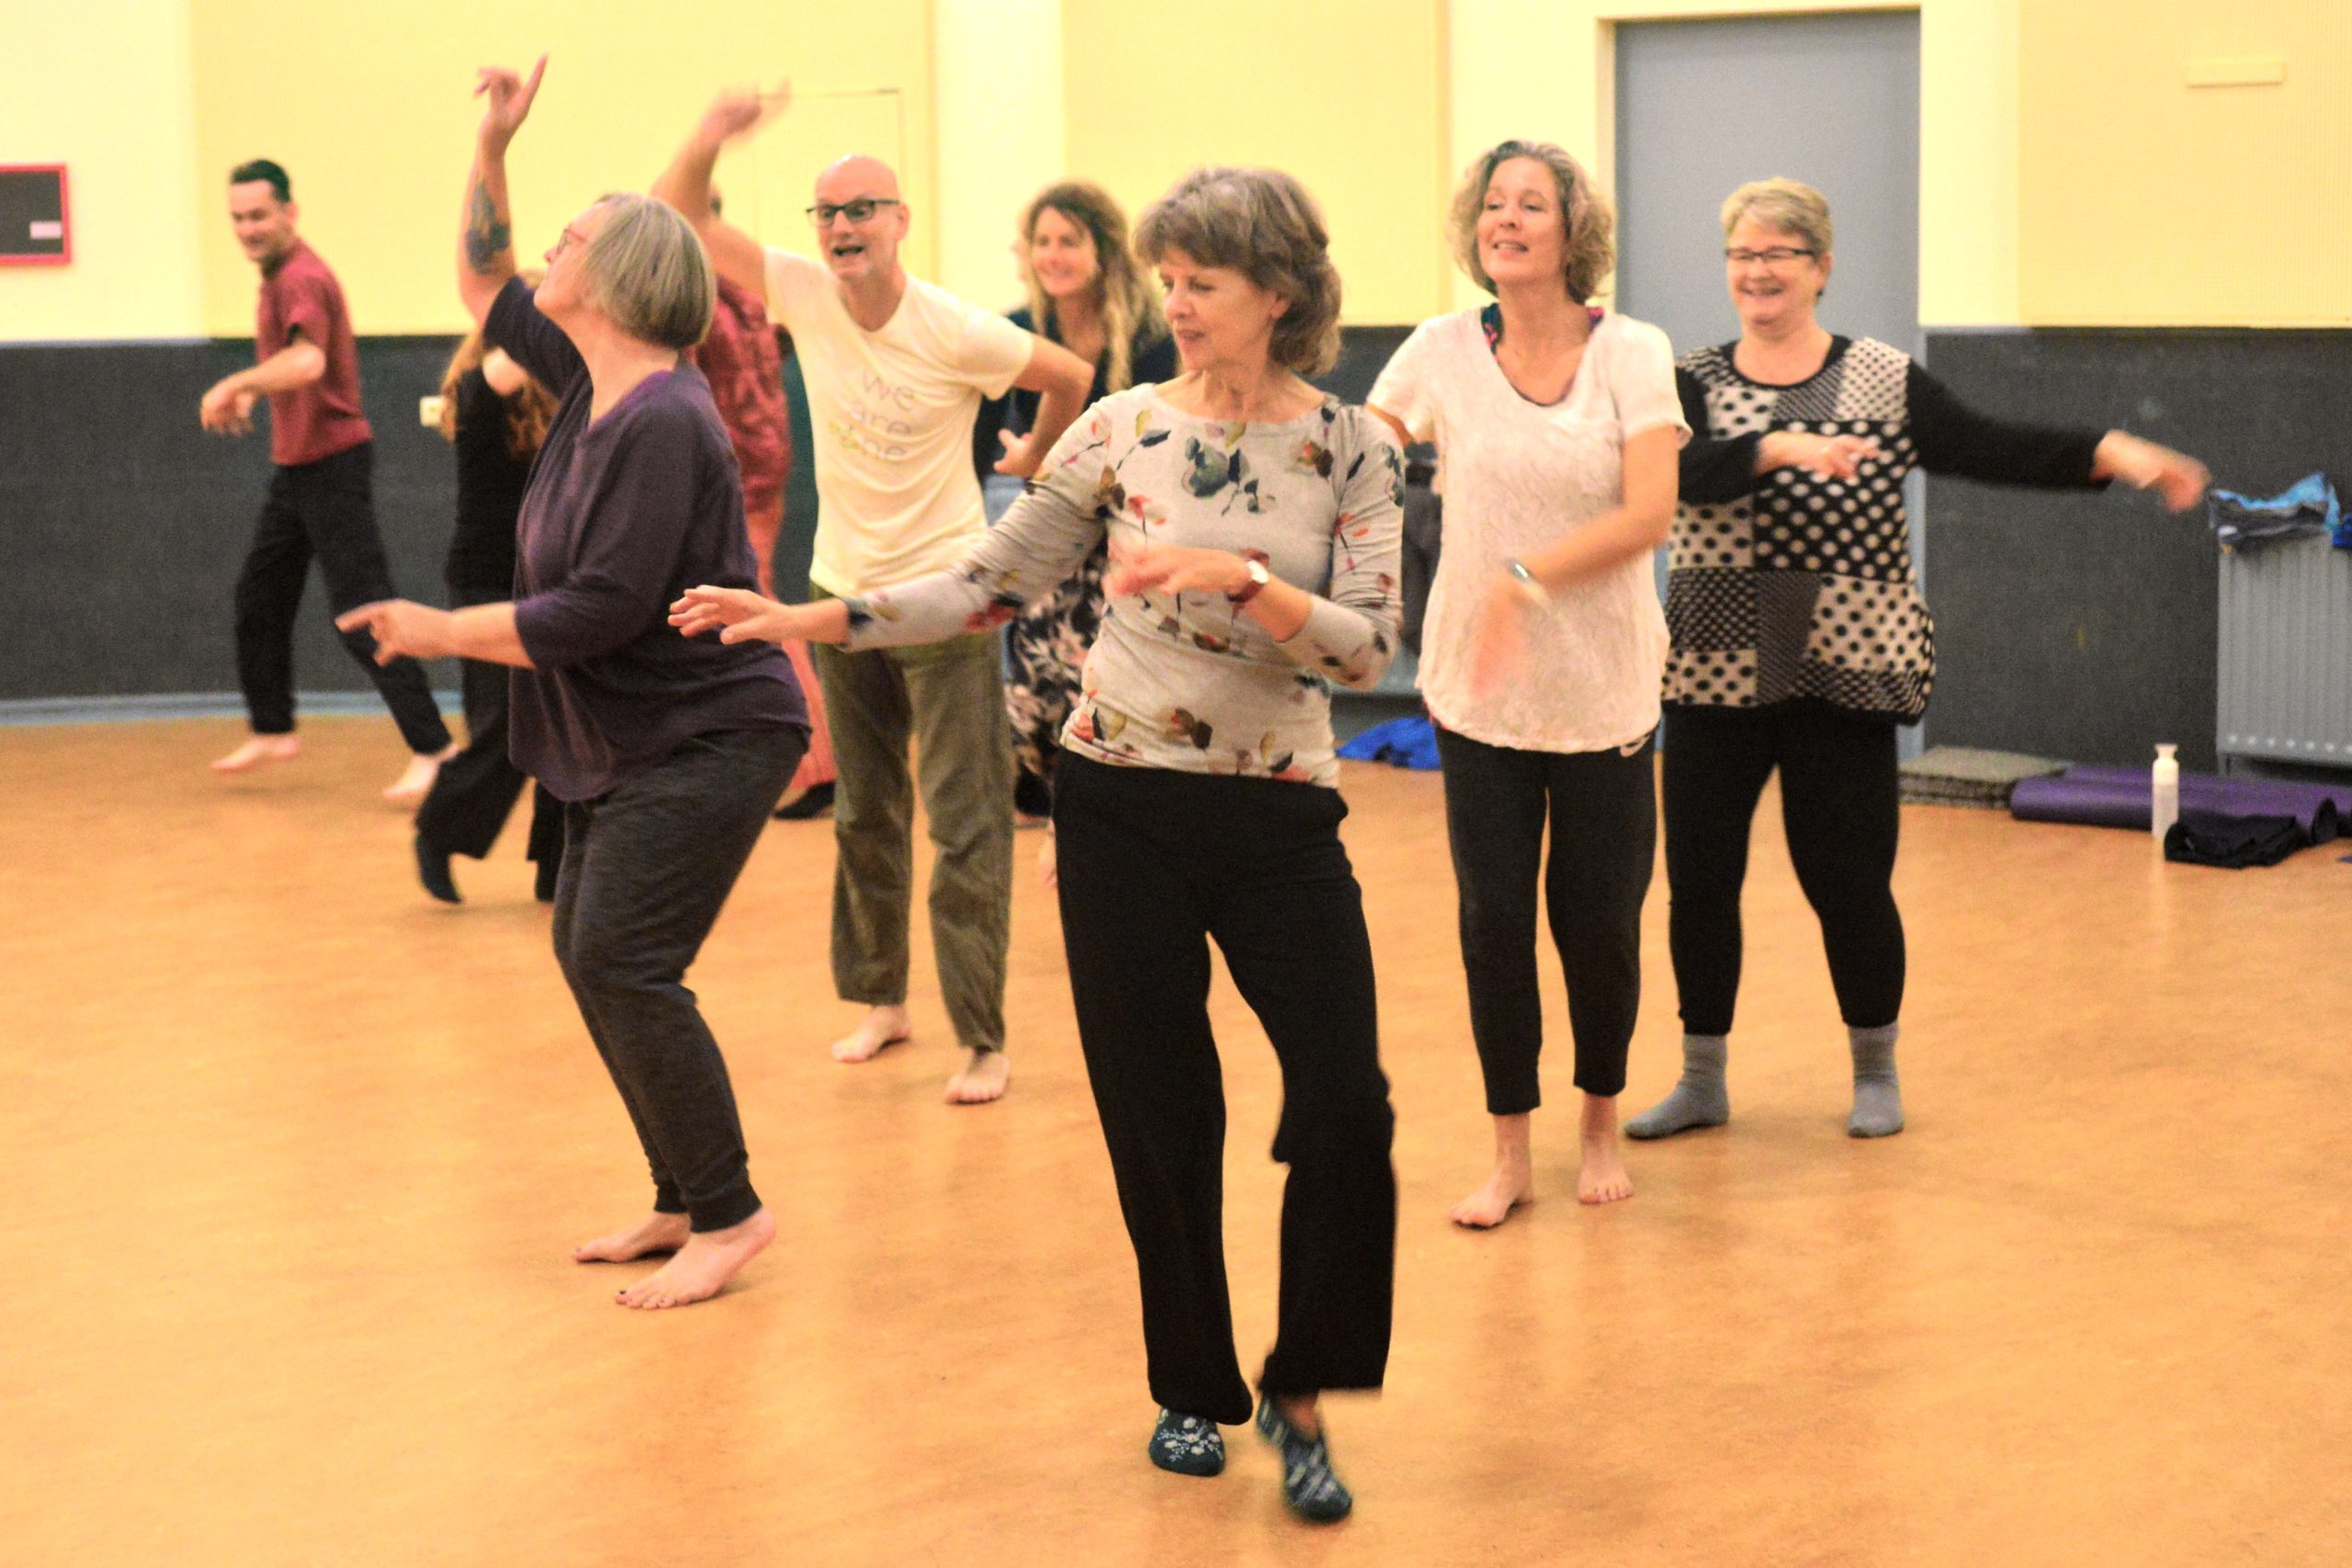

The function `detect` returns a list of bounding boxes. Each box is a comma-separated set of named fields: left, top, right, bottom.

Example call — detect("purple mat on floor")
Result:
left=2008, top=767, right=2352, bottom=840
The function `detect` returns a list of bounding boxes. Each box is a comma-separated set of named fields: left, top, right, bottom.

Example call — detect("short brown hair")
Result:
left=1448, top=140, right=1615, bottom=303
left=578, top=194, right=715, bottom=352
left=1134, top=166, right=1342, bottom=377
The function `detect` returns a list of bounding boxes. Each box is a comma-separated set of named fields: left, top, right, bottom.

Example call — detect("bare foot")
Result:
left=615, top=1209, right=776, bottom=1310
left=383, top=743, right=459, bottom=805
left=1450, top=1168, right=1534, bottom=1229
left=571, top=1211, right=690, bottom=1264
left=1577, top=1094, right=1634, bottom=1204
left=944, top=1048, right=1010, bottom=1105
left=211, top=734, right=300, bottom=773
left=831, top=1004, right=911, bottom=1064
left=1451, top=1111, right=1534, bottom=1229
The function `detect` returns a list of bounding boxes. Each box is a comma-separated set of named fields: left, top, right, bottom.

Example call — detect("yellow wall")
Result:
left=1448, top=1, right=2024, bottom=325
left=933, top=0, right=1065, bottom=310
left=8, top=2, right=2340, bottom=343
left=2018, top=0, right=2351, bottom=326
left=185, top=0, right=935, bottom=337
left=0, top=0, right=207, bottom=343
left=1059, top=0, right=1452, bottom=327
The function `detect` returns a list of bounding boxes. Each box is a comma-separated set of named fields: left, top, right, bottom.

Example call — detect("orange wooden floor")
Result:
left=4, top=716, right=2346, bottom=1567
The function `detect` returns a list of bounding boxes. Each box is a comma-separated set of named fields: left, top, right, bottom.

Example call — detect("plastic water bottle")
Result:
left=2151, top=743, right=2180, bottom=842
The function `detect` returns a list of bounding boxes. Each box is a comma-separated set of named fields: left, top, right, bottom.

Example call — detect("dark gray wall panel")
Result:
left=1922, top=328, right=2352, bottom=773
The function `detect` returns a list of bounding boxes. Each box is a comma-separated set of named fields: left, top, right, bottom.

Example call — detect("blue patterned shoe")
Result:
left=1254, top=1395, right=1353, bottom=1522
left=1147, top=1409, right=1226, bottom=1476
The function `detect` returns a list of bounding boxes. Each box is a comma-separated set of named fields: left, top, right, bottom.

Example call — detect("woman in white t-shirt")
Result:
left=1371, top=140, right=1686, bottom=1227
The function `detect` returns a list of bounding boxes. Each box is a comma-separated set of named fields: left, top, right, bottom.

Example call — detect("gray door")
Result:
left=1614, top=11, right=1925, bottom=750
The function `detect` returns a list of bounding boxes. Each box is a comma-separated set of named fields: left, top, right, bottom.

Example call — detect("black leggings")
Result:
left=1053, top=754, right=1396, bottom=1425
left=1434, top=726, right=1656, bottom=1113
left=1662, top=701, right=1904, bottom=1037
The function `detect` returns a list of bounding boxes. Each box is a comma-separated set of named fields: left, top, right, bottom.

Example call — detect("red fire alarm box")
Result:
left=1, top=166, right=71, bottom=265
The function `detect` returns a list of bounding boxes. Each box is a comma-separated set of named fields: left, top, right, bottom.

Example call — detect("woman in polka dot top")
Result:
left=1628, top=177, right=2208, bottom=1147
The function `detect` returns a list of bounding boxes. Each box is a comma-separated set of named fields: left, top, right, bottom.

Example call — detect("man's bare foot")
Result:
left=944, top=1048, right=1010, bottom=1104
left=571, top=1211, right=690, bottom=1264
left=383, top=742, right=459, bottom=805
left=615, top=1209, right=775, bottom=1310
left=1449, top=1168, right=1534, bottom=1228
left=211, top=734, right=300, bottom=773
left=831, top=1004, right=911, bottom=1064
left=1577, top=1093, right=1634, bottom=1204
left=1451, top=1110, right=1534, bottom=1228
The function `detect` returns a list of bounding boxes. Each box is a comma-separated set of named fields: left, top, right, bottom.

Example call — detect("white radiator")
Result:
left=2217, top=536, right=2352, bottom=767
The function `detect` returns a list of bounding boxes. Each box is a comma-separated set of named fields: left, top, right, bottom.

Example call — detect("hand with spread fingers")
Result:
left=1763, top=430, right=1883, bottom=481
left=335, top=600, right=451, bottom=664
left=669, top=586, right=845, bottom=647
left=1103, top=543, right=1251, bottom=601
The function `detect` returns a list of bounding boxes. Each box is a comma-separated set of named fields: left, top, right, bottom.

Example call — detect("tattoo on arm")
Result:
left=464, top=178, right=512, bottom=275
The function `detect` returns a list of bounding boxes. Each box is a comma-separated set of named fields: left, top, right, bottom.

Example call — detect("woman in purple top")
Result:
left=340, top=59, right=808, bottom=1312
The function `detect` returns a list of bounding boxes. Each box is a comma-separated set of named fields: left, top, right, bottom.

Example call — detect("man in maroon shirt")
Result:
left=200, top=158, right=453, bottom=799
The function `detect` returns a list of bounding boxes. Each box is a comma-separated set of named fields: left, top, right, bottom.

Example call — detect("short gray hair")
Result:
left=1134, top=166, right=1342, bottom=377
left=578, top=193, right=715, bottom=351
left=1449, top=140, right=1615, bottom=303
left=1720, top=177, right=1834, bottom=257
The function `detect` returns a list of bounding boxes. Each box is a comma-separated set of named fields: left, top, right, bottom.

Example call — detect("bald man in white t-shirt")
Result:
left=659, top=91, right=1092, bottom=1106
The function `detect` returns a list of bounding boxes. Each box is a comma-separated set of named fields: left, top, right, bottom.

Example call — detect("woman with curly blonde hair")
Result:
left=1372, top=139, right=1687, bottom=1224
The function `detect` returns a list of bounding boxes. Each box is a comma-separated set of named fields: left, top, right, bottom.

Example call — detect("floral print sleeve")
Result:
left=1271, top=407, right=1405, bottom=691
left=845, top=387, right=1406, bottom=788
left=839, top=412, right=1110, bottom=647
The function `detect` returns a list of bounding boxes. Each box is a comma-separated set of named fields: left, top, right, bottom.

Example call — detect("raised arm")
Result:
left=651, top=89, right=786, bottom=303
left=458, top=56, right=545, bottom=327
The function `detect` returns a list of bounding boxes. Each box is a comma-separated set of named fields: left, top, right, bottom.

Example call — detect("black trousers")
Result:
left=550, top=726, right=806, bottom=1232
left=1434, top=726, right=1657, bottom=1113
left=232, top=443, right=450, bottom=753
left=414, top=580, right=561, bottom=864
left=1661, top=701, right=1905, bottom=1036
left=1053, top=754, right=1396, bottom=1424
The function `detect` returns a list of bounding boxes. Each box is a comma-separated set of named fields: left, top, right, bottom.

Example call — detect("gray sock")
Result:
left=1624, top=1035, right=1730, bottom=1140
left=1847, top=1023, right=1904, bottom=1137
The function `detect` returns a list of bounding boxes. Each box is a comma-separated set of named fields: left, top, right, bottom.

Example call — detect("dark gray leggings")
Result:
left=551, top=726, right=806, bottom=1231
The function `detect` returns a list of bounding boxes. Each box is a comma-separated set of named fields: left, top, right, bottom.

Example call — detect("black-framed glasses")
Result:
left=805, top=197, right=901, bottom=227
left=1724, top=246, right=1816, bottom=266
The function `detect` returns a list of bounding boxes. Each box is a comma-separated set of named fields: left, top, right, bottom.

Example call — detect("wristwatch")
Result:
left=1228, top=558, right=1272, bottom=605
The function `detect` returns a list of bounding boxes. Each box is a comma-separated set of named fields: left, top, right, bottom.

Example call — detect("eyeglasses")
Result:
left=1724, top=246, right=1816, bottom=267
left=549, top=225, right=591, bottom=260
left=805, top=197, right=901, bottom=227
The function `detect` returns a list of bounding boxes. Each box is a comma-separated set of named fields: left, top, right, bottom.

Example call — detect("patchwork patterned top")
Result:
left=841, top=385, right=1405, bottom=787
left=1668, top=335, right=2105, bottom=721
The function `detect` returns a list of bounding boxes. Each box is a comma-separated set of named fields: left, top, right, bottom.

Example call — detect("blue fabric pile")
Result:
left=2206, top=472, right=2346, bottom=552
left=1336, top=715, right=1441, bottom=771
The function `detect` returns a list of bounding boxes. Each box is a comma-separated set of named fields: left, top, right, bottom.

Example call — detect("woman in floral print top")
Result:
left=835, top=381, right=1402, bottom=784
left=676, top=165, right=1402, bottom=1525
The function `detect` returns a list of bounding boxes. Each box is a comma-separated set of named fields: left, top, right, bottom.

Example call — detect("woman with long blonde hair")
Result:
left=412, top=274, right=564, bottom=902
left=975, top=182, right=1177, bottom=840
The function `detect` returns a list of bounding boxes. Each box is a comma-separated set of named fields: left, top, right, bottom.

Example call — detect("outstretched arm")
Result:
left=199, top=337, right=327, bottom=434
left=652, top=88, right=786, bottom=303
left=458, top=55, right=545, bottom=327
